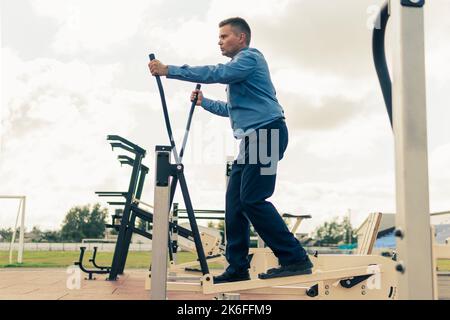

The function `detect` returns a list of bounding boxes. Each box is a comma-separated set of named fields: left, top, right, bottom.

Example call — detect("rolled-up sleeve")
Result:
left=167, top=51, right=257, bottom=84
left=201, top=98, right=229, bottom=117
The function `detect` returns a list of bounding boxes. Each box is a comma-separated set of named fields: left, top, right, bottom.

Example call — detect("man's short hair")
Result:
left=219, top=17, right=251, bottom=46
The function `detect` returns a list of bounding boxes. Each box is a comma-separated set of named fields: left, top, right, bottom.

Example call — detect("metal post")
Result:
left=3, top=196, right=25, bottom=264
left=223, top=156, right=234, bottom=269
left=18, top=197, right=25, bottom=263
left=9, top=200, right=21, bottom=264
left=150, top=146, right=172, bottom=300
left=224, top=156, right=234, bottom=247
left=391, top=0, right=435, bottom=299
left=172, top=202, right=179, bottom=265
left=108, top=152, right=143, bottom=280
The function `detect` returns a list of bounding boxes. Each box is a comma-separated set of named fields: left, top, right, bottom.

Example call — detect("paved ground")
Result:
left=0, top=269, right=449, bottom=300
left=438, top=273, right=450, bottom=299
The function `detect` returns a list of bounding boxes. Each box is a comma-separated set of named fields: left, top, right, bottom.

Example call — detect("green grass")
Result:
left=2, top=251, right=449, bottom=271
left=0, top=250, right=223, bottom=269
left=437, top=259, right=450, bottom=272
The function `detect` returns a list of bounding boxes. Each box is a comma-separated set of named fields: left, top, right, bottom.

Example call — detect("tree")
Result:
left=60, top=203, right=108, bottom=242
left=42, top=230, right=62, bottom=242
left=312, top=216, right=356, bottom=246
left=29, top=226, right=43, bottom=242
left=0, top=228, right=13, bottom=242
left=341, top=216, right=356, bottom=245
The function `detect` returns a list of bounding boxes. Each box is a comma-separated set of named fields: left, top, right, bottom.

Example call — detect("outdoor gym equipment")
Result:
left=74, top=247, right=110, bottom=280
left=74, top=134, right=225, bottom=281
left=147, top=54, right=398, bottom=299
left=148, top=0, right=436, bottom=300
left=373, top=0, right=434, bottom=299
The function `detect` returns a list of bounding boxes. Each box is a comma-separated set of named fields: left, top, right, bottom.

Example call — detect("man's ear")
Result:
left=240, top=33, right=246, bottom=44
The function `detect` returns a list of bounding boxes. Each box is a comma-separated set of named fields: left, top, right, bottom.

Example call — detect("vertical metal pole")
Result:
left=151, top=146, right=172, bottom=300
left=430, top=226, right=439, bottom=299
left=392, top=0, right=434, bottom=299
left=18, top=197, right=25, bottom=263
left=109, top=153, right=143, bottom=280
left=177, top=170, right=210, bottom=274
left=225, top=156, right=234, bottom=245
left=172, top=202, right=179, bottom=265
left=223, top=156, right=234, bottom=269
left=9, top=199, right=21, bottom=264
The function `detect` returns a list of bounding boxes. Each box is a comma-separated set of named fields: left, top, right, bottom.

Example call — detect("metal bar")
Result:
left=95, top=191, right=127, bottom=196
left=107, top=135, right=146, bottom=155
left=133, top=197, right=154, bottom=209
left=178, top=216, right=225, bottom=221
left=430, top=211, right=450, bottom=217
left=132, top=204, right=194, bottom=240
left=178, top=209, right=226, bottom=214
left=172, top=202, right=179, bottom=263
left=118, top=212, right=137, bottom=274
left=131, top=226, right=152, bottom=240
left=391, top=0, right=434, bottom=300
left=108, top=153, right=143, bottom=280
left=201, top=266, right=382, bottom=295
left=151, top=147, right=172, bottom=300
left=135, top=169, right=148, bottom=201
left=177, top=168, right=209, bottom=275
left=107, top=202, right=126, bottom=206
left=179, top=83, right=201, bottom=161
left=149, top=54, right=181, bottom=164
left=109, top=142, right=141, bottom=155
left=0, top=195, right=26, bottom=199
left=18, top=197, right=25, bottom=263
left=117, top=153, right=148, bottom=275
left=9, top=199, right=22, bottom=264
left=372, top=1, right=392, bottom=127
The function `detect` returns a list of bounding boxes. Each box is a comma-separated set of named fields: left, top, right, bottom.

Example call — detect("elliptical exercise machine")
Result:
left=147, top=0, right=436, bottom=300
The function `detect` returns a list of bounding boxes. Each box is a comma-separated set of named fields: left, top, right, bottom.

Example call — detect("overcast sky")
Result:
left=1, top=0, right=449, bottom=234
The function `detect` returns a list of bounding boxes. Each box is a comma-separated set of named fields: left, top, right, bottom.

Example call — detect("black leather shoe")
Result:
left=258, top=257, right=314, bottom=279
left=213, top=270, right=250, bottom=284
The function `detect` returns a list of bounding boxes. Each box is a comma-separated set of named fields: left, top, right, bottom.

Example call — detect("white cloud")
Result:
left=429, top=143, right=450, bottom=212
left=273, top=67, right=372, bottom=103
left=30, top=0, right=159, bottom=55
left=207, top=0, right=290, bottom=21
left=140, top=0, right=290, bottom=63
left=0, top=49, right=163, bottom=229
left=270, top=172, right=396, bottom=233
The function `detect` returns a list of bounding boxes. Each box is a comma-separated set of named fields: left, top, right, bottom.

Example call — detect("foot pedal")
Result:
left=258, top=268, right=312, bottom=279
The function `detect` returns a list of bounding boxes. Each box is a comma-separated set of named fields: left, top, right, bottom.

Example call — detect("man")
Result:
left=149, top=17, right=313, bottom=283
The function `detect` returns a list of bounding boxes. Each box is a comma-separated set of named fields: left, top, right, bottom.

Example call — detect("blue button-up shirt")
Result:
left=167, top=47, right=285, bottom=139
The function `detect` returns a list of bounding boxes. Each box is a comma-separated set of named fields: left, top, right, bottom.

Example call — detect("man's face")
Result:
left=218, top=24, right=246, bottom=58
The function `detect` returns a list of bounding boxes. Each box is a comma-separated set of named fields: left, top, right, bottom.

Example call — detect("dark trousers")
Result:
left=225, top=118, right=308, bottom=274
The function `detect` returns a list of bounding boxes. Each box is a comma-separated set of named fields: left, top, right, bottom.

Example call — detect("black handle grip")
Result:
left=192, top=84, right=201, bottom=101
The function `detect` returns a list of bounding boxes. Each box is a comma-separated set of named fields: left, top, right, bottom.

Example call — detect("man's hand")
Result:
left=148, top=59, right=168, bottom=76
left=190, top=89, right=203, bottom=106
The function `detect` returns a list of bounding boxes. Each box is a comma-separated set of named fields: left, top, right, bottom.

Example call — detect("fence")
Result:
left=1, top=242, right=152, bottom=252
left=2, top=243, right=395, bottom=255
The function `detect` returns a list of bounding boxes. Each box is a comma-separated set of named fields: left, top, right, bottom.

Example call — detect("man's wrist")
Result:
left=201, top=97, right=212, bottom=108
left=166, top=65, right=174, bottom=77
